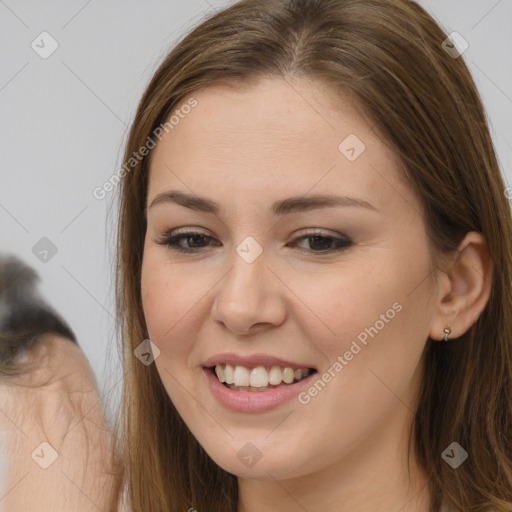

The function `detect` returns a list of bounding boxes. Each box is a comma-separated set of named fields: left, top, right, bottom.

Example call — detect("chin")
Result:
left=215, top=455, right=305, bottom=481
left=196, top=435, right=314, bottom=481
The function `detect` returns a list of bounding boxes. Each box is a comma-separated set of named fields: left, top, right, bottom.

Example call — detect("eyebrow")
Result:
left=148, top=190, right=379, bottom=215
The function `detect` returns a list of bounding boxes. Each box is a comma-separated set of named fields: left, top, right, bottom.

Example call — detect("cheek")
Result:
left=289, top=250, right=429, bottom=387
left=311, top=256, right=432, bottom=404
left=141, top=254, right=179, bottom=345
left=288, top=264, right=399, bottom=356
left=140, top=252, right=208, bottom=358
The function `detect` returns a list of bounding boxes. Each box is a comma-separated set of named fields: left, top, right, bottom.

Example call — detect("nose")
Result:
left=210, top=247, right=287, bottom=336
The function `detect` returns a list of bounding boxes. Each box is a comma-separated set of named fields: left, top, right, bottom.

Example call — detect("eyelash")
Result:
left=155, top=229, right=353, bottom=255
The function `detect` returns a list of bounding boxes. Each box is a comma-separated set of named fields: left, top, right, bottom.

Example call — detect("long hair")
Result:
left=112, top=1, right=512, bottom=510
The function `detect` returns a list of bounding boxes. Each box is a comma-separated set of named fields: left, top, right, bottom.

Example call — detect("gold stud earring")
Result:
left=443, top=326, right=451, bottom=342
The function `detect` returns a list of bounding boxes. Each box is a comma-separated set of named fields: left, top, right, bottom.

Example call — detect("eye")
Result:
left=155, top=230, right=218, bottom=253
left=155, top=229, right=353, bottom=255
left=288, top=231, right=353, bottom=253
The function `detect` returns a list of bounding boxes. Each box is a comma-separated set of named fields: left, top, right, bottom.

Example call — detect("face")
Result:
left=141, top=77, right=439, bottom=481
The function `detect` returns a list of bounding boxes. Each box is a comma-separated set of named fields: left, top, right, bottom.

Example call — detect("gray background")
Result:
left=1, top=0, right=511, bottom=420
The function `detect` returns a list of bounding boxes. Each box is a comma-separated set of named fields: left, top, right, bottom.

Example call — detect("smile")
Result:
left=212, top=364, right=313, bottom=391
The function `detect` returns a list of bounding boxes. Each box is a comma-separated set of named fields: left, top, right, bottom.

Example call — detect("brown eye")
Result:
left=156, top=231, right=218, bottom=253
left=288, top=233, right=353, bottom=254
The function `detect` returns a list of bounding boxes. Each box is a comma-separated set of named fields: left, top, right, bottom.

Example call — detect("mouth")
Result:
left=209, top=364, right=317, bottom=392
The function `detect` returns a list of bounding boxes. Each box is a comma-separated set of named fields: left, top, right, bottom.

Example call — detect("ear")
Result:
left=429, top=231, right=494, bottom=342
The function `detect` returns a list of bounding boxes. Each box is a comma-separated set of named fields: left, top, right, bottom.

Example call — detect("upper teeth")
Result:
left=214, top=364, right=311, bottom=387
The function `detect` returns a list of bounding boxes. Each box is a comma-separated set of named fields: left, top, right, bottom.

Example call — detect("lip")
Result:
left=202, top=352, right=315, bottom=371
left=203, top=366, right=317, bottom=413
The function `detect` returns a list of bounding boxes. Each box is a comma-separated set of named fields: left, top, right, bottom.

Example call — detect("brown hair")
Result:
left=111, top=0, right=512, bottom=510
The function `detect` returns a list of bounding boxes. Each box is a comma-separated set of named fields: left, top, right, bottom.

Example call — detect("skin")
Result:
left=141, top=77, right=493, bottom=512
left=0, top=334, right=116, bottom=512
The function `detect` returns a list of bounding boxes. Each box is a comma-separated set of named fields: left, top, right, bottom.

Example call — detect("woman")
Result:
left=111, top=0, right=512, bottom=510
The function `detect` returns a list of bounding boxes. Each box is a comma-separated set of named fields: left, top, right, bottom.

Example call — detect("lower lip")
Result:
left=204, top=368, right=315, bottom=413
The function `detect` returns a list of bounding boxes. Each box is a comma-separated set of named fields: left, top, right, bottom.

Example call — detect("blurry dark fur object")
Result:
left=0, top=253, right=77, bottom=369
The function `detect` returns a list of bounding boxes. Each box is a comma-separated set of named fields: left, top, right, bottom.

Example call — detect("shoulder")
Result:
left=1, top=333, right=100, bottom=427
left=0, top=333, right=117, bottom=511
left=0, top=255, right=119, bottom=510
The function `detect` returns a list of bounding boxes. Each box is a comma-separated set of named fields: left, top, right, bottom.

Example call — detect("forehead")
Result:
left=147, top=77, right=414, bottom=216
